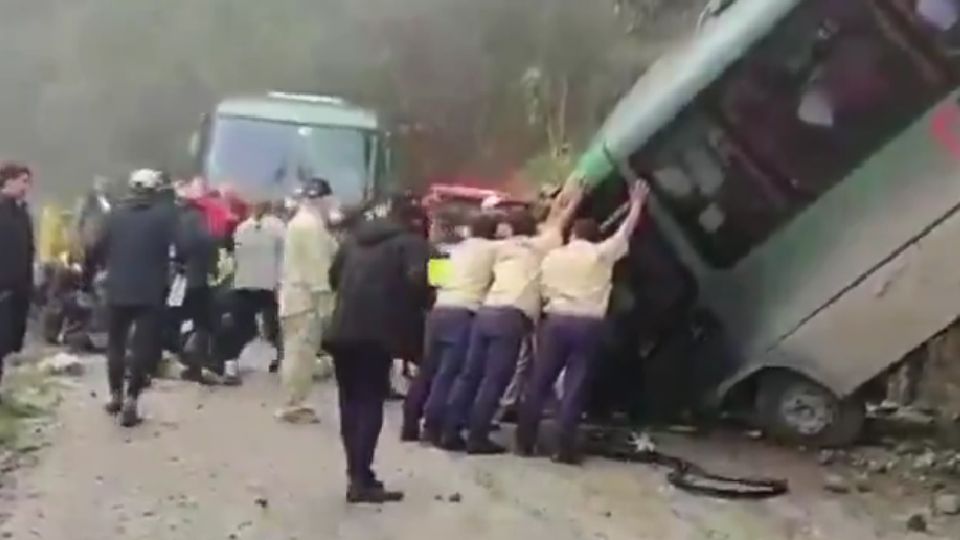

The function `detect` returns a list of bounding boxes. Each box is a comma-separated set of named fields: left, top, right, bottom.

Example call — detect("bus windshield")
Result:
left=205, top=115, right=376, bottom=203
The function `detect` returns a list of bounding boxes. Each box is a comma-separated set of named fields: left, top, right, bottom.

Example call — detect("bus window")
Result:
left=658, top=0, right=953, bottom=266
left=647, top=113, right=793, bottom=266
left=889, top=0, right=960, bottom=60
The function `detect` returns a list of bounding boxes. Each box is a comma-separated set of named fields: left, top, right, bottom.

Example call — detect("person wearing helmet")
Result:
left=87, top=169, right=178, bottom=427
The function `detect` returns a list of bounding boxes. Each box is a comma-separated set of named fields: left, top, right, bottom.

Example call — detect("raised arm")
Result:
left=598, top=181, right=650, bottom=262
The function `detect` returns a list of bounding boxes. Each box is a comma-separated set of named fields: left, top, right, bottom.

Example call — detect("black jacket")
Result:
left=94, top=193, right=177, bottom=307
left=0, top=197, right=35, bottom=293
left=325, top=218, right=430, bottom=358
left=175, top=201, right=218, bottom=290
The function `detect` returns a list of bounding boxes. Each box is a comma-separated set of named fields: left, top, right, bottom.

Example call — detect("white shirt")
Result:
left=483, top=229, right=563, bottom=319
left=435, top=237, right=498, bottom=311
left=541, top=235, right=630, bottom=319
left=233, top=215, right=285, bottom=291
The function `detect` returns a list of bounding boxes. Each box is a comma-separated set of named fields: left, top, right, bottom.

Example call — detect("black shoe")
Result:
left=346, top=484, right=404, bottom=504
left=119, top=398, right=141, bottom=428
left=181, top=368, right=216, bottom=386
left=422, top=426, right=443, bottom=447
left=104, top=392, right=123, bottom=415
left=515, top=446, right=536, bottom=458
left=466, top=438, right=507, bottom=456
left=439, top=432, right=467, bottom=452
left=268, top=362, right=279, bottom=374
left=400, top=424, right=420, bottom=443
left=550, top=450, right=583, bottom=466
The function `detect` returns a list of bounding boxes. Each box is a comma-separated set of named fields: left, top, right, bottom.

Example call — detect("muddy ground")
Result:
left=0, top=346, right=956, bottom=540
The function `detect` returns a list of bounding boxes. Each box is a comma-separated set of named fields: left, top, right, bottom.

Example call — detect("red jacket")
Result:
left=194, top=195, right=238, bottom=240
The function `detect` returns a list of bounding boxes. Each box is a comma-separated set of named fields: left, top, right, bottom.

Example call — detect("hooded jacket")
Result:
left=94, top=192, right=177, bottom=307
left=324, top=218, right=430, bottom=357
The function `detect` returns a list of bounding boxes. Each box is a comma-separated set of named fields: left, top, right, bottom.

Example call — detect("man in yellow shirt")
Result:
left=516, top=183, right=647, bottom=463
left=276, top=178, right=338, bottom=424
left=441, top=185, right=582, bottom=454
left=401, top=214, right=500, bottom=443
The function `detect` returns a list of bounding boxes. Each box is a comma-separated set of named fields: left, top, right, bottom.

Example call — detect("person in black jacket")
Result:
left=89, top=169, right=178, bottom=427
left=0, top=162, right=36, bottom=388
left=172, top=180, right=220, bottom=384
left=325, top=195, right=430, bottom=504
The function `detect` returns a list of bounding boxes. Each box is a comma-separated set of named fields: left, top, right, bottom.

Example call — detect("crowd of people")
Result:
left=0, top=159, right=648, bottom=505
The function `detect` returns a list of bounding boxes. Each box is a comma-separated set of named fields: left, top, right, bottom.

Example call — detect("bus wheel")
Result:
left=756, top=371, right=864, bottom=448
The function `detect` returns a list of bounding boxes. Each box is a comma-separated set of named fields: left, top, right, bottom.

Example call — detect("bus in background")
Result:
left=190, top=92, right=391, bottom=204
left=575, top=0, right=960, bottom=446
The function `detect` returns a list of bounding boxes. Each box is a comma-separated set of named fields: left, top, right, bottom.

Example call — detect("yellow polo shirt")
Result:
left=434, top=237, right=499, bottom=311
left=541, top=235, right=630, bottom=319
left=483, top=229, right=563, bottom=319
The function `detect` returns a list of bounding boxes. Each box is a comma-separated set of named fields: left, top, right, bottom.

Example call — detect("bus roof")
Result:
left=576, top=0, right=800, bottom=185
left=216, top=93, right=381, bottom=131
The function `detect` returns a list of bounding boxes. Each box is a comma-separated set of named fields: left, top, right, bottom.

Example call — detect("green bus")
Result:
left=577, top=0, right=960, bottom=445
left=191, top=92, right=391, bottom=203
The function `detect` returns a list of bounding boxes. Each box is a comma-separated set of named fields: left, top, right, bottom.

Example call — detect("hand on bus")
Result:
left=630, top=180, right=650, bottom=208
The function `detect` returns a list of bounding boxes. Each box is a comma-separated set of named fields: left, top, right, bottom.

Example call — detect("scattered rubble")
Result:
left=823, top=474, right=850, bottom=494
left=817, top=450, right=838, bottom=467
left=37, top=353, right=85, bottom=377
left=934, top=493, right=960, bottom=515
left=905, top=513, right=927, bottom=533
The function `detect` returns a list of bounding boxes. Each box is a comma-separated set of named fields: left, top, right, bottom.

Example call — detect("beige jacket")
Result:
left=279, top=208, right=338, bottom=317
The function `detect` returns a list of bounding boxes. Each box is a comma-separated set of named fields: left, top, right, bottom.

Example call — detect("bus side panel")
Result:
left=702, top=100, right=960, bottom=364
left=767, top=203, right=960, bottom=397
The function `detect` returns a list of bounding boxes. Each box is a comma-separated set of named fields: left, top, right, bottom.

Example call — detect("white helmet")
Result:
left=129, top=169, right=162, bottom=191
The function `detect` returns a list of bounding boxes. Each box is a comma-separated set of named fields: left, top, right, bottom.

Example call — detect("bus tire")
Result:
left=756, top=371, right=864, bottom=448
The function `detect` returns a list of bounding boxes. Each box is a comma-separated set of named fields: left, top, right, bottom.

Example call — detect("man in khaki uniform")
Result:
left=276, top=178, right=338, bottom=424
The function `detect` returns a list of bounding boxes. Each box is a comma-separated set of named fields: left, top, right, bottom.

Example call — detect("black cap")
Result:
left=303, top=177, right=332, bottom=199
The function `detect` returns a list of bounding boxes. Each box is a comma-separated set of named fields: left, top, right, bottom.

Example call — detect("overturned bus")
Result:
left=190, top=91, right=392, bottom=204
left=577, top=0, right=960, bottom=446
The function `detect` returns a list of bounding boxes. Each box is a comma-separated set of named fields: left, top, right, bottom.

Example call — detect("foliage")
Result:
left=0, top=0, right=708, bottom=197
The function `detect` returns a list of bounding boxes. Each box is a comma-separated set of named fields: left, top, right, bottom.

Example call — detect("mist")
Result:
left=0, top=0, right=705, bottom=201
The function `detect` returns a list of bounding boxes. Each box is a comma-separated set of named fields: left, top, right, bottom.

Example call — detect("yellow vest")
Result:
left=428, top=258, right=452, bottom=288
left=37, top=205, right=69, bottom=264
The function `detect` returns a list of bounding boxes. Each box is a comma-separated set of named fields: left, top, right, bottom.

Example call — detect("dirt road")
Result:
left=0, top=348, right=953, bottom=540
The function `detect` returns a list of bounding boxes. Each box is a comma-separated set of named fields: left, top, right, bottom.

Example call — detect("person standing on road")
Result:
left=516, top=182, right=648, bottom=464
left=90, top=169, right=178, bottom=427
left=325, top=195, right=430, bottom=503
left=276, top=178, right=338, bottom=424
left=441, top=183, right=582, bottom=454
left=173, top=179, right=220, bottom=385
left=401, top=213, right=499, bottom=444
left=223, top=202, right=285, bottom=383
left=0, top=162, right=35, bottom=390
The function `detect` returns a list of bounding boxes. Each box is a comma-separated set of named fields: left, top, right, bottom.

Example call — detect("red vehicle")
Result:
left=422, top=183, right=531, bottom=247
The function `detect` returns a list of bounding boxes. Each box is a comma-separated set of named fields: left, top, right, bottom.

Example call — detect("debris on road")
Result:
left=37, top=353, right=85, bottom=377
left=447, top=492, right=462, bottom=503
left=823, top=474, right=851, bottom=494
left=934, top=493, right=960, bottom=516
left=906, top=512, right=928, bottom=533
